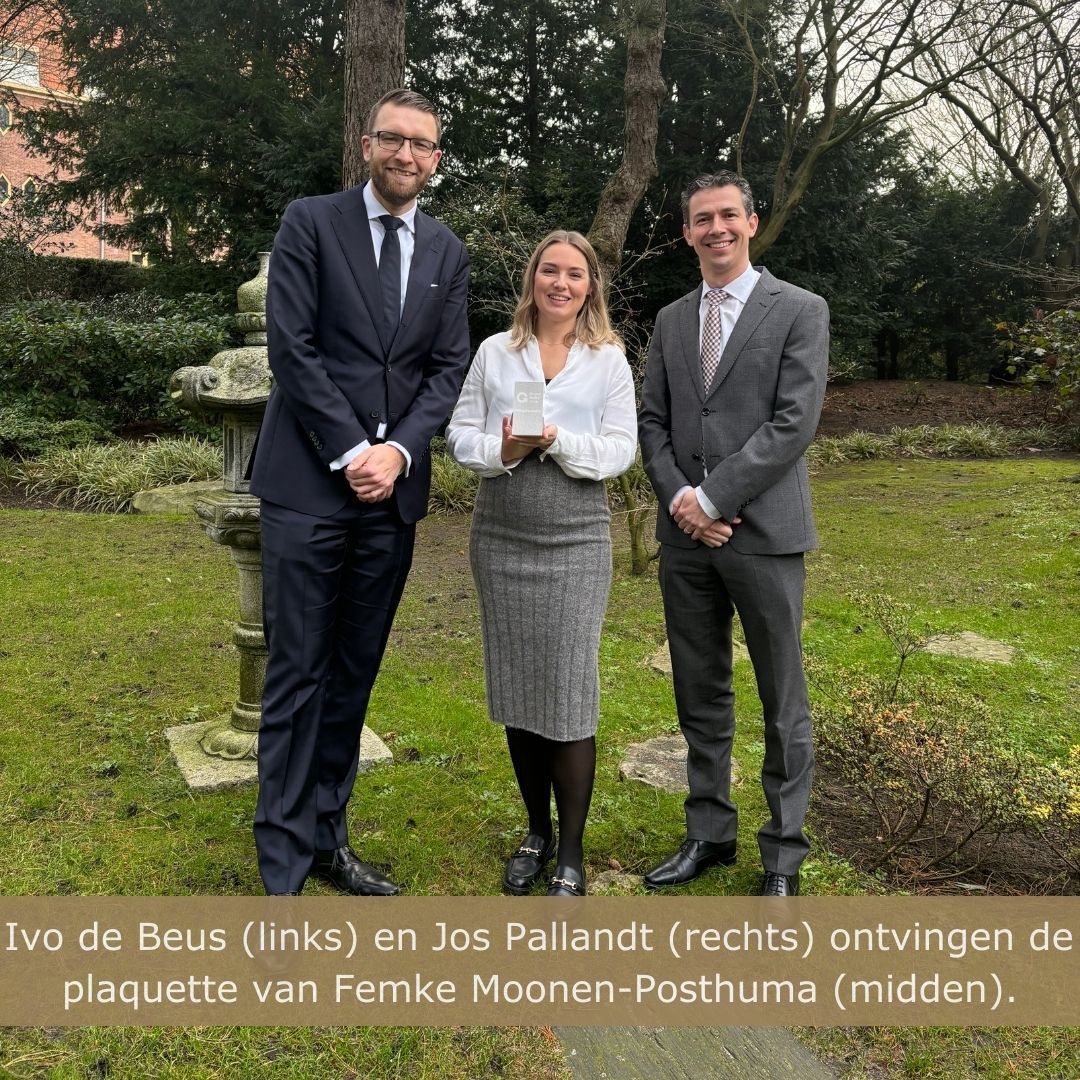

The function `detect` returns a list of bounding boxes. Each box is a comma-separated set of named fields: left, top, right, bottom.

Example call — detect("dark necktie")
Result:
left=378, top=214, right=404, bottom=338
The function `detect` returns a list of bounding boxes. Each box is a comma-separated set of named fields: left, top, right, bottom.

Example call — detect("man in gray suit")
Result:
left=638, top=171, right=829, bottom=897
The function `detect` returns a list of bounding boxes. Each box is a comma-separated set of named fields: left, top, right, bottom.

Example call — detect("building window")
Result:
left=22, top=177, right=36, bottom=196
left=131, top=252, right=149, bottom=267
left=1, top=44, right=40, bottom=87
left=0, top=102, right=10, bottom=132
left=0, top=175, right=10, bottom=204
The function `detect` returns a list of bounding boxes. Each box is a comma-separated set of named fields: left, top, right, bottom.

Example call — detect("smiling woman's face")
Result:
left=532, top=242, right=591, bottom=324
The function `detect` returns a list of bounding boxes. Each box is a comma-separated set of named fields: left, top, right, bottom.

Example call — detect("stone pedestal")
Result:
left=193, top=489, right=264, bottom=758
left=168, top=255, right=272, bottom=769
left=167, top=254, right=390, bottom=785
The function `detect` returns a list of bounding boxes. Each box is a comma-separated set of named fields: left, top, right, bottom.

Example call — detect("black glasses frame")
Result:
left=367, top=130, right=440, bottom=159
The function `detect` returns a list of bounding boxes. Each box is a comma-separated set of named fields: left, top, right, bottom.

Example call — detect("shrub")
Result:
left=427, top=443, right=479, bottom=514
left=813, top=669, right=1029, bottom=876
left=811, top=591, right=1079, bottom=889
left=17, top=437, right=222, bottom=513
left=928, top=422, right=1009, bottom=456
left=883, top=424, right=932, bottom=458
left=0, top=403, right=110, bottom=458
left=0, top=299, right=232, bottom=431
left=806, top=421, right=1075, bottom=467
left=1018, top=748, right=1080, bottom=877
left=1000, top=308, right=1080, bottom=406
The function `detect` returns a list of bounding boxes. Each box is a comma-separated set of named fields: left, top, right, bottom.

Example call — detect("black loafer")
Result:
left=760, top=871, right=799, bottom=896
left=547, top=864, right=587, bottom=896
left=312, top=845, right=400, bottom=896
left=644, top=839, right=737, bottom=889
left=503, top=833, right=556, bottom=895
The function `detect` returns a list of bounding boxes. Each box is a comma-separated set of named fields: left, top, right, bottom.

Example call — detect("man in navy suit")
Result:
left=250, top=89, right=470, bottom=896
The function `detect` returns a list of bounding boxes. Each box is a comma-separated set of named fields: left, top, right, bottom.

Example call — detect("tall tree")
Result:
left=407, top=0, right=627, bottom=221
left=341, top=0, right=405, bottom=189
left=587, top=0, right=668, bottom=284
left=18, top=0, right=344, bottom=263
left=912, top=0, right=1079, bottom=287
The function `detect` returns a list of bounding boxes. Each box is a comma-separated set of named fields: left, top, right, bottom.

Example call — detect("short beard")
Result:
left=370, top=165, right=423, bottom=210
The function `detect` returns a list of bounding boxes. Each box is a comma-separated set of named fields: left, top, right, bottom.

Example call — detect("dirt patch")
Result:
left=0, top=478, right=66, bottom=512
left=816, top=379, right=1058, bottom=437
left=812, top=779, right=1078, bottom=896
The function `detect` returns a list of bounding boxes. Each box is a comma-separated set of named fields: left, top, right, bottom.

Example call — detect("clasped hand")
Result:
left=501, top=415, right=557, bottom=465
left=345, top=443, right=405, bottom=502
left=672, top=489, right=741, bottom=548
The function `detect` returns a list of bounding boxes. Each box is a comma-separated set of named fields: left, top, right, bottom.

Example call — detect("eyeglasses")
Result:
left=368, top=130, right=440, bottom=159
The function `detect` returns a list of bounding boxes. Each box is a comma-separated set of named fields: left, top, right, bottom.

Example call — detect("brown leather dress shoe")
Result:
left=643, top=839, right=737, bottom=888
left=312, top=846, right=400, bottom=896
left=760, top=871, right=799, bottom=896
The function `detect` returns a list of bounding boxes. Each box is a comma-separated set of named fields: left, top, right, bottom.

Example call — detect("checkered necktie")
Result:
left=700, top=288, right=729, bottom=390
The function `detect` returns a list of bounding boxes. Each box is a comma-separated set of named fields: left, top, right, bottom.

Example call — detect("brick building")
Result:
left=1, top=6, right=133, bottom=261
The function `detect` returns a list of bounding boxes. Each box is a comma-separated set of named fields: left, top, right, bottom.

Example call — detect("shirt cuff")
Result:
left=330, top=440, right=370, bottom=471
left=386, top=441, right=412, bottom=476
left=694, top=485, right=721, bottom=520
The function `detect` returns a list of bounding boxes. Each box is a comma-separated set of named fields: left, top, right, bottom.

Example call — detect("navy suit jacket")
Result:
left=250, top=185, right=470, bottom=522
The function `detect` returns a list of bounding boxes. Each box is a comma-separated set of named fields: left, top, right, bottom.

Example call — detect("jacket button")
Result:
left=691, top=453, right=701, bottom=462
left=369, top=411, right=379, bottom=419
left=701, top=407, right=711, bottom=416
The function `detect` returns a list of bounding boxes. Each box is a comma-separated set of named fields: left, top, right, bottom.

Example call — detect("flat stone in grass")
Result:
left=165, top=718, right=392, bottom=792
left=132, top=480, right=221, bottom=514
left=590, top=869, right=643, bottom=895
left=647, top=638, right=747, bottom=675
left=923, top=630, right=1016, bottom=664
left=555, top=1026, right=837, bottom=1078
left=618, top=735, right=739, bottom=794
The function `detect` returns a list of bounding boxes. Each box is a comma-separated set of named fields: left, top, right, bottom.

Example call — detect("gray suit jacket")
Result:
left=639, top=268, right=829, bottom=554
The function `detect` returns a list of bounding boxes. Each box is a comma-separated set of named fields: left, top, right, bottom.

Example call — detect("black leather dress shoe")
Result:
left=312, top=846, right=400, bottom=896
left=760, top=871, right=799, bottom=896
left=643, top=839, right=737, bottom=889
left=503, top=833, right=556, bottom=895
left=547, top=864, right=587, bottom=896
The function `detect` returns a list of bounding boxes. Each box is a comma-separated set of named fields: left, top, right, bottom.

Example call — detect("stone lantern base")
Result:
left=164, top=721, right=393, bottom=793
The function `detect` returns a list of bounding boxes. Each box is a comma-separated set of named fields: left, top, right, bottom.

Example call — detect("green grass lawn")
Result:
left=0, top=455, right=1077, bottom=1077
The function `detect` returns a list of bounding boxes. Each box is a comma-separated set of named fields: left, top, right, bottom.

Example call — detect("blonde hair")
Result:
left=507, top=230, right=623, bottom=351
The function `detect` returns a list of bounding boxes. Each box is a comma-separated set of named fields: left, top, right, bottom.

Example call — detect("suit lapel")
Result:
left=329, top=190, right=393, bottom=354
left=677, top=285, right=705, bottom=401
left=706, top=269, right=779, bottom=398
left=393, top=210, right=447, bottom=355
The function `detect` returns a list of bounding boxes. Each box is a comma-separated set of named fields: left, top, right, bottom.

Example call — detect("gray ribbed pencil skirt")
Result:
left=470, top=453, right=612, bottom=741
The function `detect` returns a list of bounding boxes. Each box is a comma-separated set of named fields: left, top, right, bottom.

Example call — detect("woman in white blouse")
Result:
left=447, top=230, right=636, bottom=897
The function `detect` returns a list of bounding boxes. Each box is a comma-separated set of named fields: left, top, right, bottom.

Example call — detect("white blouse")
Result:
left=446, top=331, right=638, bottom=481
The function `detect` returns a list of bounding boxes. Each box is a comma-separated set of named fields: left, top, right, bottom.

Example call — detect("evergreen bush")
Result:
left=0, top=299, right=231, bottom=432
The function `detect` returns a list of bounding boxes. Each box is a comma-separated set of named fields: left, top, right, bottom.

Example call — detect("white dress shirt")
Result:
left=446, top=331, right=637, bottom=480
left=329, top=181, right=416, bottom=474
left=675, top=264, right=761, bottom=519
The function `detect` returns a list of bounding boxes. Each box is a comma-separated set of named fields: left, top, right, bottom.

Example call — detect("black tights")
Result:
left=504, top=727, right=595, bottom=871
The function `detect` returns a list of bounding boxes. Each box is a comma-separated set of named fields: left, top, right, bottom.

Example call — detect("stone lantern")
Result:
left=168, top=253, right=272, bottom=761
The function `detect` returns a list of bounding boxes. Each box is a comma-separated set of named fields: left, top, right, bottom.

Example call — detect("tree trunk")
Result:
left=586, top=0, right=667, bottom=288
left=586, top=0, right=667, bottom=575
left=616, top=472, right=653, bottom=575
left=876, top=326, right=899, bottom=380
left=944, top=340, right=960, bottom=382
left=524, top=0, right=542, bottom=207
left=342, top=0, right=406, bottom=190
